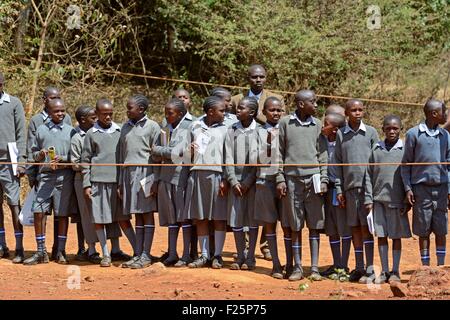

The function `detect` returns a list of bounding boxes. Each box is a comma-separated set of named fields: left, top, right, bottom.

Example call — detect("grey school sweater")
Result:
left=334, top=122, right=379, bottom=194
left=31, top=121, right=76, bottom=173
left=118, top=116, right=161, bottom=184
left=82, top=122, right=121, bottom=188
left=225, top=120, right=258, bottom=187
left=0, top=93, right=26, bottom=166
left=152, top=115, right=193, bottom=187
left=401, top=123, right=450, bottom=192
left=364, top=140, right=406, bottom=206
left=275, top=113, right=328, bottom=184
left=70, top=127, right=87, bottom=173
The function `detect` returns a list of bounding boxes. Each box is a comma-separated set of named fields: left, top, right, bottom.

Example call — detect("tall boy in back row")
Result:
left=335, top=99, right=379, bottom=283
left=401, top=99, right=449, bottom=266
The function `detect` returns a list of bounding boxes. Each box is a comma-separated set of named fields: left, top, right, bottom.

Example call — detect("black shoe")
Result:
left=50, top=247, right=58, bottom=261
left=211, top=255, right=224, bottom=269
left=163, top=255, right=179, bottom=267
left=75, top=248, right=88, bottom=261
left=284, top=264, right=294, bottom=279
left=241, top=258, right=256, bottom=270
left=349, top=269, right=366, bottom=282
left=56, top=251, right=69, bottom=264
left=321, top=265, right=339, bottom=277
left=12, top=249, right=25, bottom=264
left=0, top=244, right=10, bottom=258
left=110, top=250, right=132, bottom=261
left=88, top=252, right=102, bottom=264
left=159, top=251, right=169, bottom=262
left=23, top=251, right=49, bottom=265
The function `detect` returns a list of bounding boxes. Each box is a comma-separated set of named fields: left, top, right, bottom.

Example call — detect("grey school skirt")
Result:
left=183, top=170, right=228, bottom=221
left=91, top=182, right=129, bottom=224
left=228, top=185, right=257, bottom=228
left=121, top=166, right=158, bottom=214
left=157, top=181, right=186, bottom=226
left=254, top=178, right=286, bottom=225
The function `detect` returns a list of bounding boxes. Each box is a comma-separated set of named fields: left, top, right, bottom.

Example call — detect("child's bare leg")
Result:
left=118, top=219, right=136, bottom=255
left=435, top=234, right=446, bottom=266
left=7, top=204, right=23, bottom=252
left=352, top=226, right=365, bottom=271
left=361, top=225, right=374, bottom=270
left=392, top=239, right=402, bottom=274
left=419, top=236, right=430, bottom=266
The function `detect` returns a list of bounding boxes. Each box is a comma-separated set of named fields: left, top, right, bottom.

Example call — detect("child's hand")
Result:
left=400, top=205, right=411, bottom=215
left=320, top=182, right=328, bottom=194
left=38, top=149, right=47, bottom=161
left=117, top=187, right=123, bottom=200
left=219, top=180, right=229, bottom=197
left=276, top=182, right=287, bottom=199
left=16, top=167, right=26, bottom=178
left=84, top=187, right=92, bottom=201
left=337, top=193, right=346, bottom=208
left=406, top=190, right=415, bottom=206
left=233, top=183, right=243, bottom=197
left=240, top=184, right=249, bottom=195
left=150, top=182, right=158, bottom=197
left=49, top=156, right=61, bottom=170
left=364, top=203, right=373, bottom=214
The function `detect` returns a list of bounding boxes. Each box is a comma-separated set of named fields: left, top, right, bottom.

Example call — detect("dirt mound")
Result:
left=405, top=266, right=450, bottom=299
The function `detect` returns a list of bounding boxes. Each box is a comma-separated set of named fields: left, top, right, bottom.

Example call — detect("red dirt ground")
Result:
left=0, top=203, right=449, bottom=300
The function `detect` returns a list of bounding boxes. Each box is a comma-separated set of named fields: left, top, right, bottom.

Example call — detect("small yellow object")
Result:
left=48, top=146, right=56, bottom=160
left=298, top=283, right=309, bottom=291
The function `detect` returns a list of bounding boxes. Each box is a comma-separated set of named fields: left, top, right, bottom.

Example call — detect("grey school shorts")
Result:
left=0, top=164, right=20, bottom=205
left=373, top=202, right=411, bottom=239
left=281, top=175, right=325, bottom=231
left=411, top=183, right=448, bottom=237
left=324, top=188, right=351, bottom=237
left=345, top=187, right=367, bottom=227
left=32, top=170, right=74, bottom=216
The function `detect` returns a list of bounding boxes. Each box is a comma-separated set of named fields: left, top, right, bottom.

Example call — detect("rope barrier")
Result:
left=15, top=58, right=423, bottom=107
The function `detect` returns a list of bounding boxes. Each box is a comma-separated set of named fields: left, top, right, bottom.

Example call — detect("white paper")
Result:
left=140, top=175, right=155, bottom=198
left=367, top=210, right=375, bottom=236
left=195, top=131, right=211, bottom=155
left=7, top=142, right=18, bottom=176
left=312, top=173, right=322, bottom=194
left=19, top=188, right=36, bottom=226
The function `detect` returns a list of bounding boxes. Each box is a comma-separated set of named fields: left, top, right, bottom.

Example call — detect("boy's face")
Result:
left=174, top=90, right=192, bottom=110
left=43, top=91, right=61, bottom=108
left=297, top=94, right=317, bottom=116
left=236, top=102, right=254, bottom=122
left=83, top=109, right=97, bottom=128
left=263, top=101, right=283, bottom=124
left=96, top=104, right=113, bottom=127
left=346, top=102, right=364, bottom=124
left=126, top=100, right=144, bottom=121
left=321, top=118, right=339, bottom=138
left=248, top=68, right=266, bottom=93
left=207, top=103, right=226, bottom=124
left=165, top=105, right=184, bottom=125
left=48, top=103, right=66, bottom=124
left=437, top=106, right=447, bottom=125
left=382, top=119, right=401, bottom=143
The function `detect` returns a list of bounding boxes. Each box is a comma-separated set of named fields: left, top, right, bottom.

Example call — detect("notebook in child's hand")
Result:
left=367, top=210, right=375, bottom=236
left=140, top=174, right=155, bottom=198
left=312, top=173, right=322, bottom=194
left=195, top=131, right=211, bottom=155
left=7, top=142, right=18, bottom=176
left=160, top=128, right=170, bottom=147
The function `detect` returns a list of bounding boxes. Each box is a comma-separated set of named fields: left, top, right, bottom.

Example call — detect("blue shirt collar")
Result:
left=93, top=121, right=120, bottom=133
left=376, top=139, right=403, bottom=150
left=248, top=90, right=262, bottom=101
left=47, top=121, right=64, bottom=130
left=344, top=121, right=366, bottom=134
left=289, top=112, right=316, bottom=126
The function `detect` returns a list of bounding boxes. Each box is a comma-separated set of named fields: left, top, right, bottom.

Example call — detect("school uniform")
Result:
left=183, top=117, right=228, bottom=221
left=275, top=113, right=328, bottom=231
left=71, top=127, right=121, bottom=242
left=254, top=123, right=288, bottom=226
left=31, top=121, right=76, bottom=216
left=118, top=116, right=160, bottom=214
left=82, top=122, right=127, bottom=224
left=334, top=122, right=379, bottom=227
left=26, top=110, right=72, bottom=186
left=365, top=140, right=411, bottom=239
left=401, top=123, right=450, bottom=237
left=0, top=92, right=26, bottom=206
left=231, top=89, right=285, bottom=124
left=225, top=120, right=258, bottom=228
left=324, top=137, right=351, bottom=238
left=161, top=112, right=196, bottom=128
left=223, top=113, right=238, bottom=127
left=153, top=115, right=193, bottom=226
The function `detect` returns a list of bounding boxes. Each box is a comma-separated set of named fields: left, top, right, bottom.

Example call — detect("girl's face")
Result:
left=165, top=105, right=184, bottom=125
left=126, top=99, right=143, bottom=121
left=82, top=109, right=97, bottom=128
left=96, top=104, right=113, bottom=127
left=263, top=101, right=283, bottom=124
left=207, top=103, right=226, bottom=124
left=346, top=102, right=364, bottom=125
left=383, top=119, right=401, bottom=144
left=236, top=101, right=254, bottom=122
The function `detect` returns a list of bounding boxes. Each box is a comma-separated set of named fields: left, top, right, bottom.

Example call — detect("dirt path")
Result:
left=0, top=204, right=448, bottom=300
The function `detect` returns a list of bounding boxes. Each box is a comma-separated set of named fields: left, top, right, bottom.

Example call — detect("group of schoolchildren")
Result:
left=0, top=70, right=449, bottom=286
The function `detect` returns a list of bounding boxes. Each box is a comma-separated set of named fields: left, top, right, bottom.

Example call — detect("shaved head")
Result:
left=173, top=88, right=190, bottom=97
left=424, top=98, right=444, bottom=114
left=295, top=89, right=315, bottom=102
left=325, top=104, right=345, bottom=117
left=345, top=99, right=363, bottom=110
left=248, top=64, right=266, bottom=76
left=43, top=86, right=60, bottom=98
left=325, top=113, right=346, bottom=127
left=48, top=98, right=64, bottom=109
